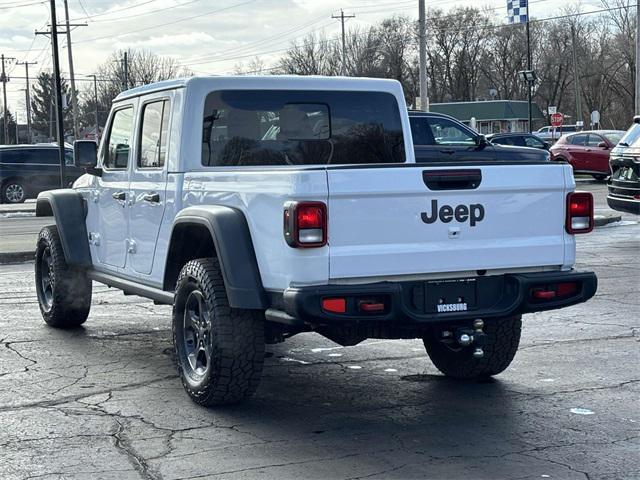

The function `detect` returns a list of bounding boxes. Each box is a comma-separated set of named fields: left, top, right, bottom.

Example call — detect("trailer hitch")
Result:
left=442, top=319, right=487, bottom=359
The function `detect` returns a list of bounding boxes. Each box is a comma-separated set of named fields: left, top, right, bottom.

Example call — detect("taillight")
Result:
left=322, top=298, right=346, bottom=313
left=284, top=201, right=327, bottom=248
left=531, top=282, right=579, bottom=301
left=565, top=192, right=594, bottom=234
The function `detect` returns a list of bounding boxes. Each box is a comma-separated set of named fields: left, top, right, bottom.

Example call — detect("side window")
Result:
left=38, top=149, right=60, bottom=165
left=587, top=134, right=603, bottom=147
left=104, top=107, right=134, bottom=169
left=409, top=117, right=434, bottom=145
left=569, top=134, right=587, bottom=146
left=524, top=136, right=545, bottom=148
left=65, top=150, right=74, bottom=166
left=138, top=100, right=170, bottom=168
left=426, top=118, right=476, bottom=146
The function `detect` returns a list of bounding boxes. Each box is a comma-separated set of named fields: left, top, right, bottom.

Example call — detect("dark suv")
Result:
left=409, top=111, right=549, bottom=162
left=0, top=144, right=83, bottom=203
left=607, top=117, right=640, bottom=214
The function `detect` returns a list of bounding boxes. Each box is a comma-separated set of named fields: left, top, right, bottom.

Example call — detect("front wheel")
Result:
left=423, top=315, right=522, bottom=379
left=35, top=225, right=92, bottom=328
left=172, top=258, right=265, bottom=406
left=2, top=180, right=26, bottom=203
left=592, top=174, right=607, bottom=182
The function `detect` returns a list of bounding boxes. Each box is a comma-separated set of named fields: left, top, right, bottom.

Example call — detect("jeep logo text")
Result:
left=421, top=199, right=485, bottom=227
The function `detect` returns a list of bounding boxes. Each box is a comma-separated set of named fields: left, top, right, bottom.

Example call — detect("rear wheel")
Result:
left=2, top=180, right=26, bottom=203
left=172, top=258, right=265, bottom=406
left=423, top=315, right=522, bottom=379
left=35, top=225, right=92, bottom=328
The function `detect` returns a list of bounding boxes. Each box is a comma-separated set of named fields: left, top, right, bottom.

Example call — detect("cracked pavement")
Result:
left=0, top=182, right=638, bottom=480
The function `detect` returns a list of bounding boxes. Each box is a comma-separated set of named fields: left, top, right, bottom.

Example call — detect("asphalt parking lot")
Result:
left=0, top=181, right=638, bottom=480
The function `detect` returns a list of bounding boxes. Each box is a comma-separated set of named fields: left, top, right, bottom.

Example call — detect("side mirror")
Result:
left=74, top=140, right=101, bottom=176
left=597, top=142, right=609, bottom=149
left=476, top=135, right=489, bottom=147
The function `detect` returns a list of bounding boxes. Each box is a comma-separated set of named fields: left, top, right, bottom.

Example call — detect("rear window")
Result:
left=618, top=123, right=640, bottom=147
left=568, top=134, right=588, bottom=146
left=201, top=90, right=405, bottom=166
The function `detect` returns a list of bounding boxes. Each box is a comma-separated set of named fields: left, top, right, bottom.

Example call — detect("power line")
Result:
left=74, top=0, right=258, bottom=44
left=80, top=0, right=204, bottom=23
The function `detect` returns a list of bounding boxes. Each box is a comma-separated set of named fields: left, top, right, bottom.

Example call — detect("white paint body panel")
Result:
left=78, top=75, right=578, bottom=293
left=327, top=164, right=575, bottom=281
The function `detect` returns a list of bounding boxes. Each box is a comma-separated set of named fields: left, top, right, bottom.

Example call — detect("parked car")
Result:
left=549, top=130, right=625, bottom=181
left=35, top=76, right=596, bottom=407
left=0, top=144, right=82, bottom=203
left=536, top=125, right=579, bottom=143
left=486, top=133, right=550, bottom=150
left=607, top=117, right=640, bottom=214
left=409, top=111, right=550, bottom=162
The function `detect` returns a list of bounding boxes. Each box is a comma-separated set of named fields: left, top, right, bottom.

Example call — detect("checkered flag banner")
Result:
left=507, top=0, right=528, bottom=24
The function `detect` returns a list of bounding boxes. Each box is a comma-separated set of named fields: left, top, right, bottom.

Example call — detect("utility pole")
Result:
left=571, top=24, right=583, bottom=129
left=418, top=0, right=429, bottom=112
left=63, top=0, right=83, bottom=139
left=1, top=54, right=16, bottom=145
left=49, top=0, right=67, bottom=188
left=332, top=10, right=355, bottom=76
left=123, top=51, right=129, bottom=89
left=36, top=18, right=86, bottom=143
left=526, top=19, right=533, bottom=133
left=636, top=0, right=639, bottom=115
left=86, top=74, right=99, bottom=141
left=16, top=61, right=37, bottom=143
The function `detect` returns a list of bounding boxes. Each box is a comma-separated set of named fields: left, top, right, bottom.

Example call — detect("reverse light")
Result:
left=565, top=192, right=594, bottom=234
left=284, top=201, right=327, bottom=248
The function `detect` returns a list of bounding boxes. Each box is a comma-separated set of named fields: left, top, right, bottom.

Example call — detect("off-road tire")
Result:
left=172, top=258, right=265, bottom=406
left=423, top=315, right=522, bottom=379
left=2, top=179, right=26, bottom=203
left=35, top=225, right=92, bottom=328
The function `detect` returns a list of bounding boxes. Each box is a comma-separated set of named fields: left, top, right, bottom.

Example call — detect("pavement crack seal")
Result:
left=112, top=418, right=162, bottom=480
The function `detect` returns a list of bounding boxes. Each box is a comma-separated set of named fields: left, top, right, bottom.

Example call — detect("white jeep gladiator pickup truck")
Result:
left=34, top=76, right=597, bottom=406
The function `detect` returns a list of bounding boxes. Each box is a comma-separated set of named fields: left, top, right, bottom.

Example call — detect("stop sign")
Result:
left=550, top=113, right=564, bottom=127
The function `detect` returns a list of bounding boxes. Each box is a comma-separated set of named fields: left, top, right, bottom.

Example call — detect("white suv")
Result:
left=34, top=76, right=597, bottom=406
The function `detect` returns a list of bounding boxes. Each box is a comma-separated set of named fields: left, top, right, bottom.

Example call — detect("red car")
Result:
left=550, top=130, right=625, bottom=180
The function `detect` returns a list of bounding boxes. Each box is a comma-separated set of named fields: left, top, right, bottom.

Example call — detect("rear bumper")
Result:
left=607, top=194, right=640, bottom=214
left=281, top=270, right=597, bottom=325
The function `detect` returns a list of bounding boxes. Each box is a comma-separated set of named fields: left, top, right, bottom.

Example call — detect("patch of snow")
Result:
left=570, top=408, right=595, bottom=415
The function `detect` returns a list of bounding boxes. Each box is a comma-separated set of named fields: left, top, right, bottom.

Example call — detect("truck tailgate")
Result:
left=327, top=164, right=572, bottom=280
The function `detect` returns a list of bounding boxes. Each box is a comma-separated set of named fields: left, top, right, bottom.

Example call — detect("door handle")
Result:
left=440, top=149, right=455, bottom=154
left=142, top=192, right=160, bottom=203
left=112, top=191, right=126, bottom=201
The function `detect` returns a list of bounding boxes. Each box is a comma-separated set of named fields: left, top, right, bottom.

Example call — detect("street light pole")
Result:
left=526, top=19, right=532, bottom=133
left=635, top=0, right=639, bottom=115
left=571, top=24, right=583, bottom=129
left=87, top=74, right=99, bottom=141
left=418, top=0, right=429, bottom=112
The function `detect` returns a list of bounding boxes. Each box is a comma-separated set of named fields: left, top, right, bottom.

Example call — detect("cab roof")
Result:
left=114, top=75, right=403, bottom=101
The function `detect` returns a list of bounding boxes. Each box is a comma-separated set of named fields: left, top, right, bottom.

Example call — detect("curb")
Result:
left=594, top=214, right=622, bottom=227
left=0, top=251, right=34, bottom=264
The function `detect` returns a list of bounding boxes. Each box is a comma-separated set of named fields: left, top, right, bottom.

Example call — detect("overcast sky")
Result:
left=1, top=0, right=604, bottom=117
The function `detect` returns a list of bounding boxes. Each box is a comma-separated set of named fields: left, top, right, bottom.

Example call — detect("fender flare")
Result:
left=169, top=206, right=268, bottom=310
left=36, top=189, right=92, bottom=268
